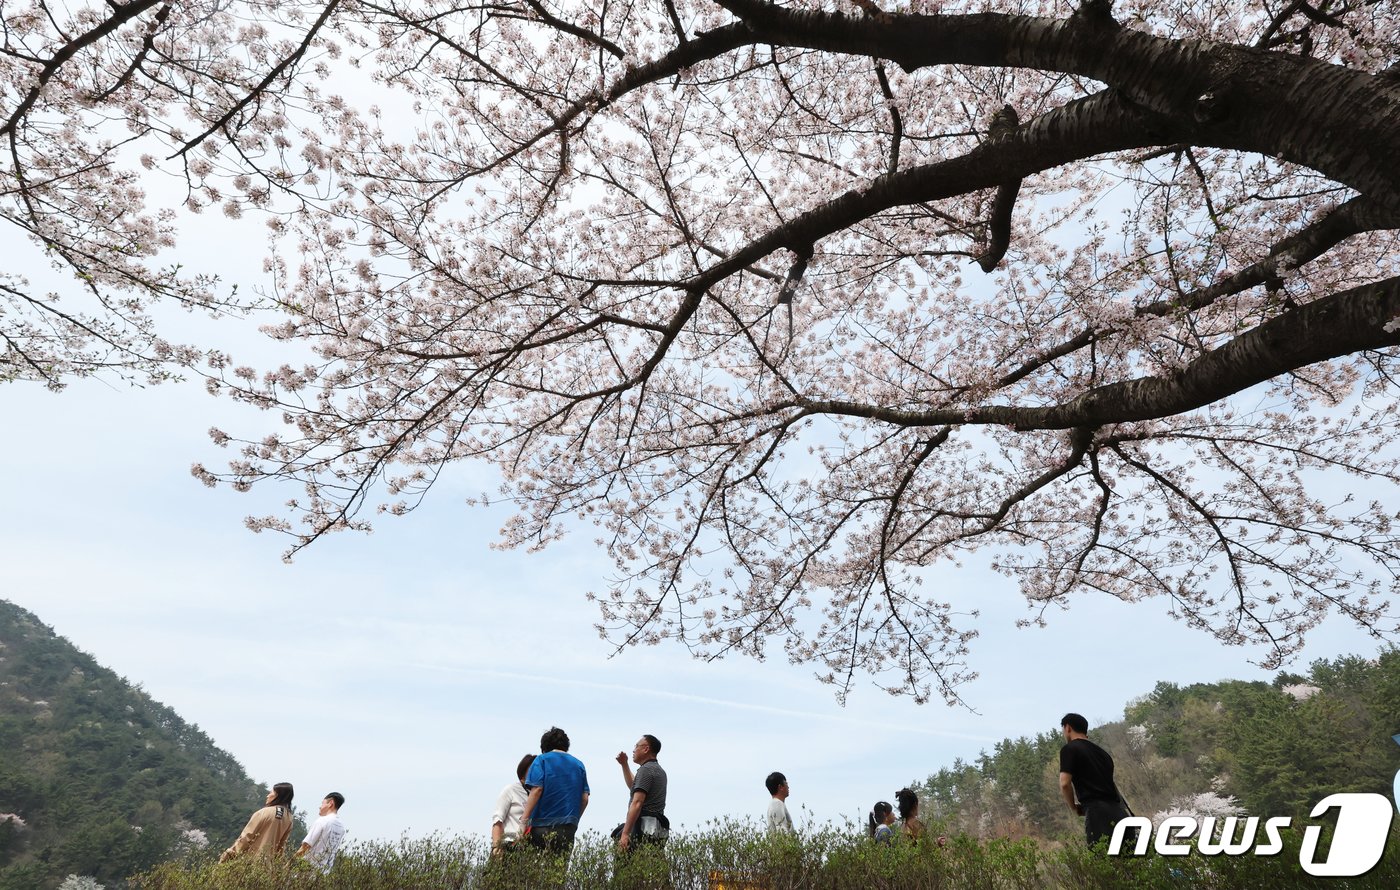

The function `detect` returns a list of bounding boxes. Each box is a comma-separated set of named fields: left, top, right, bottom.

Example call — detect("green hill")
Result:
left=916, top=649, right=1400, bottom=841
left=0, top=601, right=276, bottom=889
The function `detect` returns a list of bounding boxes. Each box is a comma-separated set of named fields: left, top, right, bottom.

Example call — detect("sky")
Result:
left=1, top=47, right=1395, bottom=850
left=1, top=341, right=1391, bottom=846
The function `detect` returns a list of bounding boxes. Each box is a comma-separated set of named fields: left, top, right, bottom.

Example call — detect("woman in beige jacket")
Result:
left=220, top=783, right=295, bottom=862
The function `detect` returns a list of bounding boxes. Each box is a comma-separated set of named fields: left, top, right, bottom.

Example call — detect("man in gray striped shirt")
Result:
left=615, top=734, right=668, bottom=852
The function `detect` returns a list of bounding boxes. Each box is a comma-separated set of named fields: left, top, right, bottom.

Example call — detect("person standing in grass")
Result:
left=895, top=788, right=924, bottom=843
left=614, top=734, right=669, bottom=853
left=1058, top=712, right=1133, bottom=848
left=220, top=783, right=295, bottom=862
left=295, top=792, right=347, bottom=872
left=867, top=800, right=895, bottom=845
left=765, top=772, right=794, bottom=834
left=491, top=754, right=535, bottom=858
left=521, top=726, right=590, bottom=855
left=895, top=787, right=947, bottom=847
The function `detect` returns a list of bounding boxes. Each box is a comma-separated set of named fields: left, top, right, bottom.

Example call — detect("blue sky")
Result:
left=0, top=346, right=1389, bottom=844
left=1, top=129, right=1393, bottom=845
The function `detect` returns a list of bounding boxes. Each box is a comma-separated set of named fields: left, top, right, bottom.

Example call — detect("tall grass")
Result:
left=134, top=820, right=1400, bottom=890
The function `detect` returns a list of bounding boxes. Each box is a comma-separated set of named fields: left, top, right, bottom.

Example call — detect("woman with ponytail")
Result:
left=867, top=800, right=895, bottom=845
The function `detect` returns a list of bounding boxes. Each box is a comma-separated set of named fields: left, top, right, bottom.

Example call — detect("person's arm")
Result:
left=520, top=785, right=543, bottom=831
left=618, top=790, right=645, bottom=850
left=275, top=818, right=293, bottom=859
left=615, top=751, right=636, bottom=791
left=1059, top=772, right=1083, bottom=815
left=579, top=791, right=589, bottom=818
left=219, top=809, right=266, bottom=863
left=296, top=819, right=323, bottom=860
left=490, top=788, right=513, bottom=855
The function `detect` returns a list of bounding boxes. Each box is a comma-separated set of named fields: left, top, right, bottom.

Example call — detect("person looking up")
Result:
left=220, top=783, right=295, bottom=863
left=295, top=792, right=347, bottom=872
left=615, top=734, right=668, bottom=853
left=521, top=726, right=590, bottom=855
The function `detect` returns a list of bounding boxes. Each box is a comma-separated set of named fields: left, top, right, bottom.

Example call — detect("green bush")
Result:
left=133, top=821, right=1400, bottom=890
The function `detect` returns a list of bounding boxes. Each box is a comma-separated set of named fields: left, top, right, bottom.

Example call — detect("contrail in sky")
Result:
left=401, top=660, right=999, bottom=743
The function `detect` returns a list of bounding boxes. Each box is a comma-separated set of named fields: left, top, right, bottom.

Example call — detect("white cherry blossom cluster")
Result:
left=7, top=0, right=1400, bottom=701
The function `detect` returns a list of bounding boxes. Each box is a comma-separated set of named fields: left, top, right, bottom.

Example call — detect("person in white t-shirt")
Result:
left=491, top=754, right=536, bottom=857
left=765, top=771, right=794, bottom=834
left=295, top=792, right=347, bottom=872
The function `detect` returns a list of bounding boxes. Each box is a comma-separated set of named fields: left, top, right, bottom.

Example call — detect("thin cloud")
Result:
left=398, top=660, right=999, bottom=743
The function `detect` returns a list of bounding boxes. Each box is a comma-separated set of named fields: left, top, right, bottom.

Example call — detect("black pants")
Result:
left=1084, top=799, right=1134, bottom=848
left=528, top=822, right=578, bottom=855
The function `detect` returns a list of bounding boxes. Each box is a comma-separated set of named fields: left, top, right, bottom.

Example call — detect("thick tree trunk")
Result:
left=717, top=2, right=1400, bottom=210
left=796, top=277, right=1400, bottom=431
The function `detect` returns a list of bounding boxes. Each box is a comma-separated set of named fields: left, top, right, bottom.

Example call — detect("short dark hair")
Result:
left=541, top=726, right=570, bottom=752
left=642, top=734, right=661, bottom=756
left=325, top=792, right=345, bottom=811
left=765, top=772, right=787, bottom=796
left=268, top=782, right=294, bottom=809
left=1061, top=712, right=1088, bottom=734
left=517, top=753, right=537, bottom=781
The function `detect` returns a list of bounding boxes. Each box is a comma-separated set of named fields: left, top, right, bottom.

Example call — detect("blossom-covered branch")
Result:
left=7, top=0, right=1400, bottom=700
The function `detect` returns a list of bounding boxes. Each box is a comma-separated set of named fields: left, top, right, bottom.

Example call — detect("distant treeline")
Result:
left=916, top=649, right=1400, bottom=841
left=4, top=597, right=1398, bottom=887
left=0, top=601, right=283, bottom=890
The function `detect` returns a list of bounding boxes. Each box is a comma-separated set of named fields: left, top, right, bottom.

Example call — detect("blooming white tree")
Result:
left=6, top=0, right=1400, bottom=701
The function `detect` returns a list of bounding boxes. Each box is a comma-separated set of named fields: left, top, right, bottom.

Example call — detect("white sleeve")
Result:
left=491, top=788, right=511, bottom=827
left=303, top=816, right=326, bottom=848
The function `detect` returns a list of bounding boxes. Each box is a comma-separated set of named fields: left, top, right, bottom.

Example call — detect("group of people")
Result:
left=218, top=711, right=1131, bottom=873
left=490, top=727, right=670, bottom=858
left=218, top=784, right=348, bottom=871
left=489, top=711, right=1133, bottom=858
left=864, top=786, right=943, bottom=846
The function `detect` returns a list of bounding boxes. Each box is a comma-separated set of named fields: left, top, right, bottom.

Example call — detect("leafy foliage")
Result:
left=0, top=602, right=278, bottom=890
left=133, top=821, right=1400, bottom=889
left=6, top=0, right=1400, bottom=701
left=918, top=650, right=1400, bottom=839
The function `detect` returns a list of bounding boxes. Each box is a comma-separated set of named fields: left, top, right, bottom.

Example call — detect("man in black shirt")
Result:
left=1058, top=712, right=1133, bottom=848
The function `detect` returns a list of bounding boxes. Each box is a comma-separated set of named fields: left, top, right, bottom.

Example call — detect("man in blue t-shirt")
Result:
left=522, top=726, right=590, bottom=854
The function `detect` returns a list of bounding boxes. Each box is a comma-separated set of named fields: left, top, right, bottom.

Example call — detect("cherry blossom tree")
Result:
left=8, top=0, right=1400, bottom=702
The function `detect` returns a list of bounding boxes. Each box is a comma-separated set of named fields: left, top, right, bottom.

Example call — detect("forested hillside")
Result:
left=0, top=602, right=279, bottom=889
left=917, top=650, right=1400, bottom=841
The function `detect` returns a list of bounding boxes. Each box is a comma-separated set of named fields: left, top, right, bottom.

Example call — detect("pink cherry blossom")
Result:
left=6, top=0, right=1400, bottom=702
